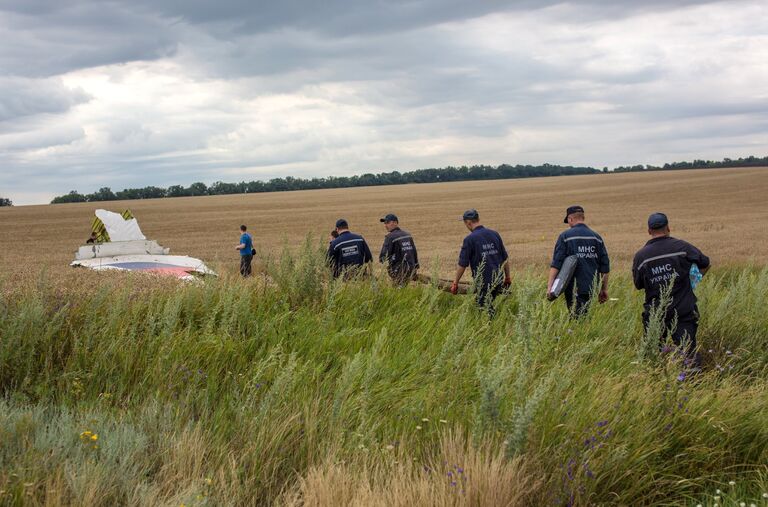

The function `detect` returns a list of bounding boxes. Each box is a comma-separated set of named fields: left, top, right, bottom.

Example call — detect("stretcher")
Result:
left=413, top=274, right=471, bottom=294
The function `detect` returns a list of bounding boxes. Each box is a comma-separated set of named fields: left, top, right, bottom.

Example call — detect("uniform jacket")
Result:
left=551, top=223, right=610, bottom=295
left=458, top=225, right=508, bottom=288
left=327, top=231, right=373, bottom=278
left=632, top=236, right=710, bottom=320
left=379, top=227, right=419, bottom=273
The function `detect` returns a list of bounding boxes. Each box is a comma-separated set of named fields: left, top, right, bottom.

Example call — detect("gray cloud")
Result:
left=135, top=0, right=722, bottom=35
left=0, top=77, right=90, bottom=123
left=0, top=0, right=766, bottom=204
left=0, top=2, right=178, bottom=77
left=0, top=0, right=721, bottom=78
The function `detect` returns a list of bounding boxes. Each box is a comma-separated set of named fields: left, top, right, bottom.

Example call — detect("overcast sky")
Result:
left=1, top=0, right=766, bottom=204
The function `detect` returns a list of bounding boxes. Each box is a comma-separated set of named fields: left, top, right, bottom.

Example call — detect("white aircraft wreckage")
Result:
left=71, top=209, right=215, bottom=280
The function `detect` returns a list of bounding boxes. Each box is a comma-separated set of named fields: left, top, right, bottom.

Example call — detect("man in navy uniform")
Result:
left=379, top=213, right=419, bottom=285
left=451, top=209, right=511, bottom=313
left=327, top=218, right=373, bottom=279
left=547, top=205, right=610, bottom=316
left=632, top=213, right=710, bottom=366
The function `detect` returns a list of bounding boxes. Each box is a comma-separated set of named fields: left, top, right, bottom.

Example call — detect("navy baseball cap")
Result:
left=563, top=205, right=584, bottom=223
left=461, top=209, right=479, bottom=221
left=335, top=218, right=349, bottom=228
left=380, top=213, right=398, bottom=223
left=648, top=212, right=669, bottom=229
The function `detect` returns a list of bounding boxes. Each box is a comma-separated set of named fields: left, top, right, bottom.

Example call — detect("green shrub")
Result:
left=0, top=250, right=766, bottom=505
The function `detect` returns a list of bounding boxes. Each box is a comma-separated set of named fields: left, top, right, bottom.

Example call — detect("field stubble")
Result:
left=1, top=167, right=767, bottom=281
left=0, top=167, right=767, bottom=506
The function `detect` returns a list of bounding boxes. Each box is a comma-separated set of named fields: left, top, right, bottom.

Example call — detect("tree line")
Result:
left=613, top=155, right=768, bottom=172
left=49, top=163, right=598, bottom=204
left=35, top=155, right=768, bottom=205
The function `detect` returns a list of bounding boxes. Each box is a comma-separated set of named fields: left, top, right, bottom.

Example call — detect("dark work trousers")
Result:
left=477, top=284, right=504, bottom=318
left=240, top=254, right=253, bottom=277
left=644, top=312, right=701, bottom=368
left=388, top=267, right=416, bottom=287
left=337, top=265, right=370, bottom=281
left=564, top=292, right=591, bottom=318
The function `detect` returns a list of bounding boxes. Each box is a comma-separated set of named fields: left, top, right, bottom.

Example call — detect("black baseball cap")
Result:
left=335, top=218, right=349, bottom=228
left=380, top=213, right=398, bottom=223
left=648, top=212, right=669, bottom=229
left=563, top=205, right=584, bottom=223
left=461, top=209, right=479, bottom=221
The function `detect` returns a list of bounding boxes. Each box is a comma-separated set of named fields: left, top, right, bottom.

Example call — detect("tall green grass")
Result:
left=0, top=242, right=766, bottom=506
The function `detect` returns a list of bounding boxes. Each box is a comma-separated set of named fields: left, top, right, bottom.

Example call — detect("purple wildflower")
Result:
left=566, top=459, right=575, bottom=481
left=677, top=372, right=686, bottom=382
left=597, top=420, right=608, bottom=427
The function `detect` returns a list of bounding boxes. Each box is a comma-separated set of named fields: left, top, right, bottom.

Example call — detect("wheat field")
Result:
left=1, top=167, right=768, bottom=506
left=1, top=167, right=767, bottom=279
